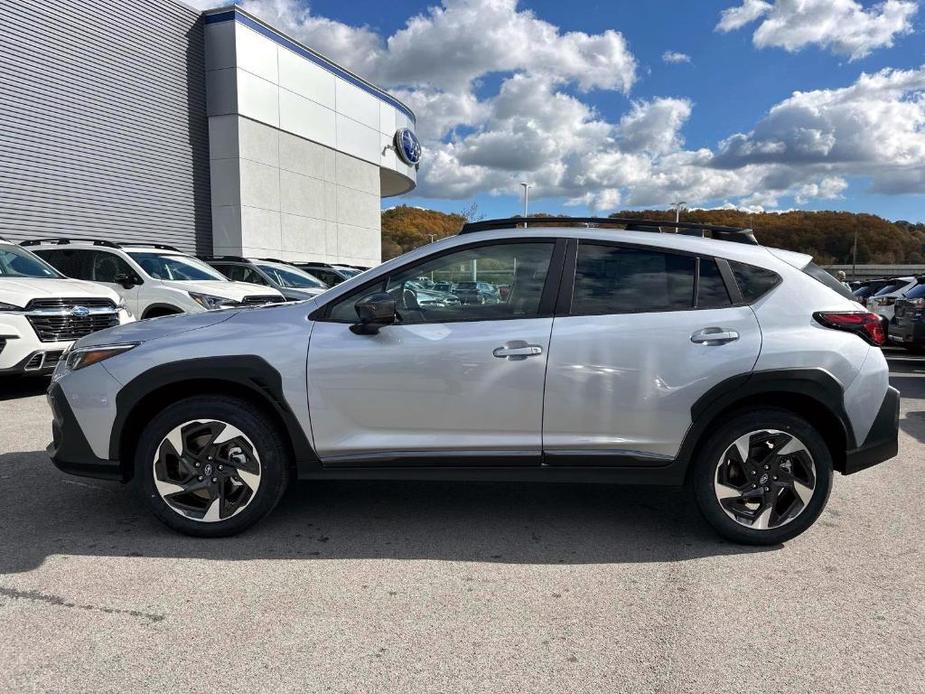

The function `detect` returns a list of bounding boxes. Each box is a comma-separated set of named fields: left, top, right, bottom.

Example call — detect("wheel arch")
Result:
left=678, top=369, right=854, bottom=479
left=141, top=303, right=184, bottom=319
left=111, top=356, right=319, bottom=481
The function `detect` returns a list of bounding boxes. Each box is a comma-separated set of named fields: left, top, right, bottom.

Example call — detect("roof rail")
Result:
left=296, top=261, right=334, bottom=268
left=459, top=216, right=759, bottom=246
left=199, top=255, right=249, bottom=263
left=19, top=237, right=121, bottom=248
left=256, top=257, right=290, bottom=264
left=121, top=242, right=182, bottom=252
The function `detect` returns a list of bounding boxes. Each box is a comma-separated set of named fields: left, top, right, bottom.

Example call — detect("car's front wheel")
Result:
left=135, top=396, right=290, bottom=537
left=691, top=409, right=833, bottom=545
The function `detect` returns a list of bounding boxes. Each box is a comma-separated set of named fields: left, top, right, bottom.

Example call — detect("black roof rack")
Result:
left=199, top=255, right=249, bottom=263
left=20, top=237, right=121, bottom=248
left=459, top=217, right=759, bottom=246
left=295, top=261, right=334, bottom=268
left=120, top=242, right=182, bottom=253
left=256, top=257, right=292, bottom=264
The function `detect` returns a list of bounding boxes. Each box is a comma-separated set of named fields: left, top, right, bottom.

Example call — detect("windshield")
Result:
left=904, top=283, right=925, bottom=300
left=334, top=267, right=361, bottom=278
left=0, top=245, right=61, bottom=278
left=129, top=252, right=227, bottom=281
left=872, top=279, right=910, bottom=296
left=258, top=264, right=327, bottom=289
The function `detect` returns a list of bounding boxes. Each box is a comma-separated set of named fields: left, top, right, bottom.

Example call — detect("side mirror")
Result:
left=350, top=292, right=397, bottom=335
left=114, top=273, right=136, bottom=289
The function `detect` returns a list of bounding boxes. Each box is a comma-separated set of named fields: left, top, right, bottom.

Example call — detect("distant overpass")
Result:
left=825, top=265, right=925, bottom=281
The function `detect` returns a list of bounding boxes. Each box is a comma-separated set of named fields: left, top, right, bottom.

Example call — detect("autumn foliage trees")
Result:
left=381, top=205, right=925, bottom=265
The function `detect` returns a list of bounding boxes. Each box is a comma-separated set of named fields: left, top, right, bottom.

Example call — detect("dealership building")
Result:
left=0, top=1, right=419, bottom=267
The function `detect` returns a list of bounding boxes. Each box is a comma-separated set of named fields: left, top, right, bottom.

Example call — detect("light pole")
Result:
left=520, top=182, right=531, bottom=228
left=671, top=200, right=687, bottom=224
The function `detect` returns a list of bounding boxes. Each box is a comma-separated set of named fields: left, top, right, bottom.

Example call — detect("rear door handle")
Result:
left=493, top=343, right=544, bottom=360
left=691, top=328, right=739, bottom=344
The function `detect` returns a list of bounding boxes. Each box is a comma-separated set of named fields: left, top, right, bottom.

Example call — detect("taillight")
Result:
left=909, top=298, right=925, bottom=308
left=813, top=312, right=886, bottom=346
left=873, top=296, right=896, bottom=306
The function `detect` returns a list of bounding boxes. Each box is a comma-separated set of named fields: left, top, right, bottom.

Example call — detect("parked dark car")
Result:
left=453, top=280, right=501, bottom=304
left=891, top=281, right=925, bottom=350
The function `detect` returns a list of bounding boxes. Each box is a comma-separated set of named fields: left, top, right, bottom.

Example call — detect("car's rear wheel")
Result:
left=691, top=409, right=833, bottom=545
left=135, top=396, right=290, bottom=537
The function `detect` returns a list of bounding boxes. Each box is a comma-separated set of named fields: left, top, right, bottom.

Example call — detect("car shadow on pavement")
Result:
left=0, top=376, right=49, bottom=401
left=0, top=450, right=777, bottom=574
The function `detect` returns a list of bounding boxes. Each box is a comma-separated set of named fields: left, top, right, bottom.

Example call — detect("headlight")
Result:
left=0, top=302, right=24, bottom=312
left=188, top=292, right=240, bottom=310
left=65, top=343, right=137, bottom=371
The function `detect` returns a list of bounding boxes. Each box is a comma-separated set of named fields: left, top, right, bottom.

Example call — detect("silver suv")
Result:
left=46, top=217, right=898, bottom=544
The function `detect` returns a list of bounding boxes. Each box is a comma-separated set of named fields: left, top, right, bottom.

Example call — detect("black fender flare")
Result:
left=676, top=368, right=855, bottom=471
left=109, top=355, right=320, bottom=475
left=141, top=303, right=184, bottom=319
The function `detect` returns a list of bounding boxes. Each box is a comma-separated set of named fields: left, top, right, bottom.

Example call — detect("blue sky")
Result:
left=227, top=0, right=925, bottom=221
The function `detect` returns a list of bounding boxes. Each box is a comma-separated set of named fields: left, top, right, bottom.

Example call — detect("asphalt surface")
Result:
left=0, top=351, right=923, bottom=693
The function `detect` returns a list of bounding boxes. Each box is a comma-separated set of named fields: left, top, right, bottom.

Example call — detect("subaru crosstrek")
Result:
left=46, top=217, right=899, bottom=544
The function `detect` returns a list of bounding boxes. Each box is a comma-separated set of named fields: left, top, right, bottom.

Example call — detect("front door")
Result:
left=306, top=240, right=561, bottom=464
left=542, top=242, right=762, bottom=462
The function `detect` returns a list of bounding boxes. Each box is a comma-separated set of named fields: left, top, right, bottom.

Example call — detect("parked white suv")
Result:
left=25, top=239, right=284, bottom=319
left=46, top=217, right=898, bottom=544
left=0, top=239, right=132, bottom=374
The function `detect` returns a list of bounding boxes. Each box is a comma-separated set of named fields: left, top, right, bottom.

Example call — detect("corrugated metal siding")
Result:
left=0, top=0, right=211, bottom=254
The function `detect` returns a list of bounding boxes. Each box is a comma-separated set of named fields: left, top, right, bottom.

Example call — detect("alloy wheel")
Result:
left=152, top=419, right=262, bottom=523
left=713, top=429, right=816, bottom=530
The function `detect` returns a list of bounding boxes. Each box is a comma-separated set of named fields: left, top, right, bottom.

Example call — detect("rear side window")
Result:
left=697, top=259, right=731, bottom=308
left=572, top=244, right=695, bottom=315
left=801, top=262, right=854, bottom=300
left=904, top=282, right=925, bottom=300
left=728, top=261, right=781, bottom=302
left=34, top=248, right=92, bottom=280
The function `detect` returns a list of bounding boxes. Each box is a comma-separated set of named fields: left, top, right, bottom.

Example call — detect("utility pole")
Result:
left=671, top=200, right=686, bottom=223
left=520, top=182, right=531, bottom=228
left=852, top=229, right=858, bottom=280
left=429, top=234, right=436, bottom=244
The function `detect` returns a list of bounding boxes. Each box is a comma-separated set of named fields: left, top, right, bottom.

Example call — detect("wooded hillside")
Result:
left=381, top=205, right=925, bottom=264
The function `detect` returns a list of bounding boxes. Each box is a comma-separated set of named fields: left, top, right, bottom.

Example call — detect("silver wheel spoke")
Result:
left=213, top=424, right=246, bottom=445
left=732, top=433, right=751, bottom=463
left=792, top=480, right=814, bottom=505
left=237, top=468, right=260, bottom=491
left=714, top=480, right=742, bottom=500
left=777, top=436, right=806, bottom=456
left=202, top=497, right=222, bottom=522
left=752, top=506, right=773, bottom=530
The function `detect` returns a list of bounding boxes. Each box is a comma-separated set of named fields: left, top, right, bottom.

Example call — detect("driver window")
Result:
left=91, top=251, right=134, bottom=283
left=327, top=242, right=554, bottom=324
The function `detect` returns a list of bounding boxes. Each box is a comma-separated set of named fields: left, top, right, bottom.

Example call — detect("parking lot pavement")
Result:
left=0, top=354, right=923, bottom=694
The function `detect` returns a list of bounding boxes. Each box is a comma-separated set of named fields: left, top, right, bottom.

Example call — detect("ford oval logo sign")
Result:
left=394, top=128, right=422, bottom=166
left=70, top=306, right=90, bottom=317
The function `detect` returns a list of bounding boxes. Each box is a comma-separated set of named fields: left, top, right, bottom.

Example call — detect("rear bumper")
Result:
left=47, top=383, right=123, bottom=481
left=891, top=319, right=925, bottom=345
left=843, top=386, right=899, bottom=474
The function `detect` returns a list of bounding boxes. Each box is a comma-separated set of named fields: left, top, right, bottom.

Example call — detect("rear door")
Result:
left=542, top=241, right=761, bottom=463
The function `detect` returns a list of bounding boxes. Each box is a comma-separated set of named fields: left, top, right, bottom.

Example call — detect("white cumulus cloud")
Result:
left=661, top=50, right=691, bottom=64
left=189, top=0, right=925, bottom=212
left=716, top=0, right=918, bottom=60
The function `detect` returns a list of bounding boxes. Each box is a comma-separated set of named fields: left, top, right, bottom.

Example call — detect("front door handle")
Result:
left=493, top=342, right=544, bottom=360
left=691, top=327, right=740, bottom=344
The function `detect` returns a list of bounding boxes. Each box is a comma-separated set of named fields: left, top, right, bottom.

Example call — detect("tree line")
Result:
left=381, top=205, right=925, bottom=264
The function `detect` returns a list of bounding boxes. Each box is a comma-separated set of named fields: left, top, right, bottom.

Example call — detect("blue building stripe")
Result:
left=204, top=9, right=416, bottom=125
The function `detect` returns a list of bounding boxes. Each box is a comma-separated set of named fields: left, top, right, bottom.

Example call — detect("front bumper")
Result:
left=47, top=382, right=123, bottom=480
left=844, top=386, right=899, bottom=474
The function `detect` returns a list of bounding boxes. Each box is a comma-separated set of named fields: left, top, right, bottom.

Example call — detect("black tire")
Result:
left=691, top=409, right=833, bottom=545
left=135, top=396, right=290, bottom=537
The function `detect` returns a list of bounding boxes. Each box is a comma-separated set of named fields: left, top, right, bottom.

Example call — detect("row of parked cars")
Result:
left=851, top=275, right=925, bottom=350
left=0, top=236, right=365, bottom=375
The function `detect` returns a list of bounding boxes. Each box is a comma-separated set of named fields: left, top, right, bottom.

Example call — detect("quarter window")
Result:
left=697, top=259, right=732, bottom=308
left=729, top=261, right=781, bottom=302
left=327, top=242, right=554, bottom=324
left=572, top=244, right=695, bottom=315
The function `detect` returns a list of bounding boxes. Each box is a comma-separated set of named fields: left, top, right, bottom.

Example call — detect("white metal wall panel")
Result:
left=0, top=0, right=211, bottom=253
